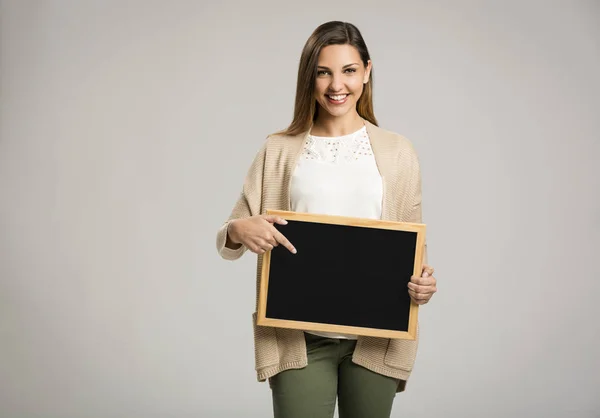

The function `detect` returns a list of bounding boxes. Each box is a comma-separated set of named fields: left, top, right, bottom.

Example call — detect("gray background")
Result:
left=1, top=1, right=599, bottom=417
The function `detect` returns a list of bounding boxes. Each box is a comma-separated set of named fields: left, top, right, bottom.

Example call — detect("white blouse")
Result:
left=290, top=125, right=383, bottom=339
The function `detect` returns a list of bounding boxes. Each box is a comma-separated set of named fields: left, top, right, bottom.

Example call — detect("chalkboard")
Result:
left=256, top=210, right=426, bottom=340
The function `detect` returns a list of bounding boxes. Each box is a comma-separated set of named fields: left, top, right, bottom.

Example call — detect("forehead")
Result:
left=317, top=44, right=362, bottom=66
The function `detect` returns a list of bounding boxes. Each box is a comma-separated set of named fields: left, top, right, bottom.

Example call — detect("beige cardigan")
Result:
left=216, top=120, right=427, bottom=392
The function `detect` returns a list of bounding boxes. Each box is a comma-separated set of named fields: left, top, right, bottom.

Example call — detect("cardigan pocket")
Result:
left=252, top=312, right=280, bottom=371
left=383, top=325, right=419, bottom=371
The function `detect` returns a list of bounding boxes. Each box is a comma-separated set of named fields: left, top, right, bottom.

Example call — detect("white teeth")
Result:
left=328, top=94, right=348, bottom=101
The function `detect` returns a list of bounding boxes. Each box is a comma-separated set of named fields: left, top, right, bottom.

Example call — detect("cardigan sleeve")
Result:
left=216, top=140, right=267, bottom=260
left=405, top=149, right=428, bottom=266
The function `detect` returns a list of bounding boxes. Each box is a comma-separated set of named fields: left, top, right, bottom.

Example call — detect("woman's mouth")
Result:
left=326, top=94, right=349, bottom=104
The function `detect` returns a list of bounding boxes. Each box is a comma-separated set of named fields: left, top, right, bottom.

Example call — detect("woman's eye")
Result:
left=317, top=68, right=356, bottom=76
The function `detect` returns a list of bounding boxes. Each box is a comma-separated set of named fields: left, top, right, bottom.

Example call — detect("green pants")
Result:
left=269, top=332, right=399, bottom=418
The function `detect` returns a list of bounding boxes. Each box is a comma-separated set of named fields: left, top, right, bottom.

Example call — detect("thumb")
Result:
left=422, top=264, right=431, bottom=278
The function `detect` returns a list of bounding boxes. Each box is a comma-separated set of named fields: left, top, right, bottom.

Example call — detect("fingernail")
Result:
left=282, top=220, right=288, bottom=224
left=292, top=248, right=297, bottom=254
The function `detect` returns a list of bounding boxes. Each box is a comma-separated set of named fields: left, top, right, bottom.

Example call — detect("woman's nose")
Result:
left=329, top=74, right=344, bottom=92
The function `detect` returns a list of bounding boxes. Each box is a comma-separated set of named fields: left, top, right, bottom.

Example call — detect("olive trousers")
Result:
left=269, top=332, right=399, bottom=418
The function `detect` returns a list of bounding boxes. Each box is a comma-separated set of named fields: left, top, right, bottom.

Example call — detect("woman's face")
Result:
left=313, top=44, right=372, bottom=119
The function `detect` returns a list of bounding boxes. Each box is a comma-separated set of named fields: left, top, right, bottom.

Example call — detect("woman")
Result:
left=216, top=21, right=437, bottom=418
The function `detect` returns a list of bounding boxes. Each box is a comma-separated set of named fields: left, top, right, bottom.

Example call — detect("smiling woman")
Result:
left=216, top=21, right=437, bottom=418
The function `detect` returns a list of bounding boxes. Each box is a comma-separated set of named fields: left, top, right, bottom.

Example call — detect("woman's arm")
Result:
left=215, top=141, right=267, bottom=260
left=405, top=147, right=427, bottom=265
left=405, top=148, right=437, bottom=304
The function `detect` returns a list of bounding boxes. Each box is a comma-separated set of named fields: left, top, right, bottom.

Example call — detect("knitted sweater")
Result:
left=216, top=120, right=428, bottom=392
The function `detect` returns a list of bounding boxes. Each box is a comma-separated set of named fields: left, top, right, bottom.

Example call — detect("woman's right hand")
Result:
left=227, top=215, right=297, bottom=255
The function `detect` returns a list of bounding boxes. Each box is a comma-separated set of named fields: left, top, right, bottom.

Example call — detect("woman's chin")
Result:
left=320, top=104, right=353, bottom=119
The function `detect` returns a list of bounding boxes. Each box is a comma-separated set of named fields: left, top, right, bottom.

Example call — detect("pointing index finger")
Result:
left=272, top=227, right=297, bottom=254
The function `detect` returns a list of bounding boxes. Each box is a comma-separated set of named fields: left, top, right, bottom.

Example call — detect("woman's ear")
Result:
left=364, top=60, right=372, bottom=84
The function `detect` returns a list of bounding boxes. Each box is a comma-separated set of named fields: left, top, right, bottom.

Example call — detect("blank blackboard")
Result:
left=257, top=210, right=426, bottom=340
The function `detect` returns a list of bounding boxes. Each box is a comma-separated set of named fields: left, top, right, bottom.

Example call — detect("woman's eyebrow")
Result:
left=317, top=63, right=360, bottom=69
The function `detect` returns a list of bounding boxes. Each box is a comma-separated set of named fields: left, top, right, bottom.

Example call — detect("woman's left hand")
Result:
left=407, top=264, right=437, bottom=305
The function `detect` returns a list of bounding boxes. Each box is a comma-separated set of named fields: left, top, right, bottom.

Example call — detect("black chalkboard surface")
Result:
left=256, top=210, right=426, bottom=340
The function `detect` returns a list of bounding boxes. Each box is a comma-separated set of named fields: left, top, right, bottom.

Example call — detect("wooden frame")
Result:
left=256, top=210, right=426, bottom=340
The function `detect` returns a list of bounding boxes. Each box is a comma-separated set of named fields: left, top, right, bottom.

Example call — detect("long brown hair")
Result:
left=276, top=21, right=378, bottom=136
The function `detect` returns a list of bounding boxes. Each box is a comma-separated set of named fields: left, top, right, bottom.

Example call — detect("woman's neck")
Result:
left=311, top=111, right=364, bottom=137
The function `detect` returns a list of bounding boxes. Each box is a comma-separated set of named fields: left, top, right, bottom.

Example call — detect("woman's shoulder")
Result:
left=367, top=122, right=419, bottom=158
left=245, top=131, right=306, bottom=164
left=263, top=130, right=306, bottom=149
left=369, top=122, right=412, bottom=143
